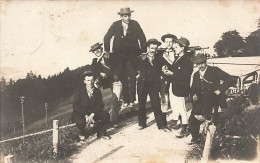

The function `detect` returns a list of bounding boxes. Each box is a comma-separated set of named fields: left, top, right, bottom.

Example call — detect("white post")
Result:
left=53, top=120, right=59, bottom=158
left=201, top=125, right=216, bottom=163
left=257, top=135, right=260, bottom=162
left=20, top=96, right=25, bottom=144
left=45, top=103, right=48, bottom=128
left=4, top=154, right=13, bottom=163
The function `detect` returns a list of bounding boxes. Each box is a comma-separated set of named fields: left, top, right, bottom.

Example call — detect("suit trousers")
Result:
left=75, top=111, right=110, bottom=137
left=169, top=84, right=189, bottom=124
left=189, top=91, right=219, bottom=141
left=114, top=55, right=137, bottom=104
left=138, top=83, right=165, bottom=129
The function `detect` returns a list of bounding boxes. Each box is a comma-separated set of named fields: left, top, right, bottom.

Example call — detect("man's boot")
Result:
left=176, top=124, right=188, bottom=138
left=170, top=120, right=179, bottom=130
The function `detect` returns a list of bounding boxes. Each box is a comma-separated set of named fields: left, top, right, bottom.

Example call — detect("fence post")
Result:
left=53, top=120, right=59, bottom=158
left=257, top=135, right=260, bottom=162
left=4, top=154, right=13, bottom=163
left=45, top=103, right=48, bottom=128
left=201, top=125, right=216, bottom=163
left=20, top=96, right=25, bottom=144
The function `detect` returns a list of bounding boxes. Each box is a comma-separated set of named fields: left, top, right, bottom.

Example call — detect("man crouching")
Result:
left=72, top=71, right=111, bottom=141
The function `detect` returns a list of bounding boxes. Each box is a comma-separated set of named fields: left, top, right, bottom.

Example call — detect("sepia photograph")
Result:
left=0, top=0, right=260, bottom=162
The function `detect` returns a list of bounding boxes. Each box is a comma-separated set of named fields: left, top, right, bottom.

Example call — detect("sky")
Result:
left=0, top=0, right=259, bottom=80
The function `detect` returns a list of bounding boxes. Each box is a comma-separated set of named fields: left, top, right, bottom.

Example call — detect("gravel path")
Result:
left=70, top=111, right=193, bottom=163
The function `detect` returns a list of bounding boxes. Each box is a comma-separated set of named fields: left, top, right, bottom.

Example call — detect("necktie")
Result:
left=148, top=55, right=154, bottom=65
left=87, top=87, right=94, bottom=98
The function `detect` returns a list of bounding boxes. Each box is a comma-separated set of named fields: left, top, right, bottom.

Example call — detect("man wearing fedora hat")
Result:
left=158, top=33, right=177, bottom=127
left=136, top=39, right=170, bottom=132
left=162, top=37, right=193, bottom=138
left=72, top=71, right=111, bottom=140
left=188, top=53, right=233, bottom=145
left=90, top=42, right=118, bottom=89
left=90, top=42, right=121, bottom=127
left=104, top=7, right=146, bottom=108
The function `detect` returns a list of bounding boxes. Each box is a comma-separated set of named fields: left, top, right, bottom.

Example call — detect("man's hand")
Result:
left=193, top=94, right=198, bottom=102
left=162, top=65, right=168, bottom=71
left=89, top=113, right=95, bottom=124
left=104, top=52, right=110, bottom=59
left=100, top=72, right=107, bottom=78
left=113, top=74, right=119, bottom=81
left=163, top=70, right=173, bottom=76
left=214, top=90, right=221, bottom=95
left=140, top=53, right=146, bottom=60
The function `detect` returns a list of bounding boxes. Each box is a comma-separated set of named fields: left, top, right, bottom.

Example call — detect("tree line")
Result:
left=0, top=65, right=91, bottom=134
left=214, top=18, right=260, bottom=57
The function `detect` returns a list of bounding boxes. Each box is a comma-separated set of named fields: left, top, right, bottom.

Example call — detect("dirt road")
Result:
left=70, top=111, right=194, bottom=163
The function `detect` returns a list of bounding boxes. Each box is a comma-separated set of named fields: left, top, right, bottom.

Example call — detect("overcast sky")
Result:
left=0, top=0, right=259, bottom=80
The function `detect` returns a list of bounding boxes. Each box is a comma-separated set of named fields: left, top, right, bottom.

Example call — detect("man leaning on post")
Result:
left=188, top=53, right=233, bottom=145
left=72, top=71, right=111, bottom=141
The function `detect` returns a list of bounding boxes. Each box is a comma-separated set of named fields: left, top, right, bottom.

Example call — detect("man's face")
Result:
left=164, top=38, right=173, bottom=50
left=197, top=62, right=207, bottom=71
left=148, top=44, right=158, bottom=56
left=121, top=14, right=131, bottom=24
left=93, top=48, right=103, bottom=57
left=173, top=42, right=184, bottom=55
left=84, top=76, right=94, bottom=88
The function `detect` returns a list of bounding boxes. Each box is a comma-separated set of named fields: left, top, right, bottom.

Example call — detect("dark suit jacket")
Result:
left=137, top=54, right=162, bottom=95
left=190, top=65, right=234, bottom=98
left=104, top=20, right=146, bottom=56
left=91, top=55, right=116, bottom=78
left=72, top=85, right=104, bottom=124
left=165, top=53, right=193, bottom=97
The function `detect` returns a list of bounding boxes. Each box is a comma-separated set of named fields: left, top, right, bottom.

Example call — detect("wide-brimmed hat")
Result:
left=192, top=53, right=207, bottom=64
left=80, top=71, right=95, bottom=80
left=146, top=38, right=161, bottom=47
left=89, top=43, right=103, bottom=52
left=117, top=7, right=134, bottom=15
left=161, top=34, right=177, bottom=42
left=175, top=37, right=190, bottom=47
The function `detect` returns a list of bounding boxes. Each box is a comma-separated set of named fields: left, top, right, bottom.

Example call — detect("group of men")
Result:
left=71, top=7, right=234, bottom=145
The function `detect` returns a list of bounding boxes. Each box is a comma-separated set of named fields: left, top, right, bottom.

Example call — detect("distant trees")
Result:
left=1, top=64, right=92, bottom=134
left=214, top=30, right=245, bottom=57
left=214, top=18, right=260, bottom=57
left=244, top=19, right=260, bottom=56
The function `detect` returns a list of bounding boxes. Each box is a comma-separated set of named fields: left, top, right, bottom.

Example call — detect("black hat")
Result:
left=89, top=42, right=103, bottom=52
left=175, top=37, right=190, bottom=47
left=146, top=38, right=161, bottom=47
left=80, top=71, right=95, bottom=80
left=192, top=53, right=207, bottom=64
left=161, top=34, right=177, bottom=42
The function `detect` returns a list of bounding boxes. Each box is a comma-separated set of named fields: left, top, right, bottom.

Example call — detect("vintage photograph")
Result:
left=0, top=0, right=260, bottom=162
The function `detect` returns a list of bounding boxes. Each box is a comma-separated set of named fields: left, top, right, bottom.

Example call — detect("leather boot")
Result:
left=170, top=120, right=179, bottom=130
left=176, top=124, right=188, bottom=138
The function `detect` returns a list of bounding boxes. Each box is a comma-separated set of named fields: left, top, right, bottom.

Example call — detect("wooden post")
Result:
left=201, top=125, right=216, bottom=163
left=53, top=120, right=59, bottom=158
left=4, top=154, right=13, bottom=163
left=257, top=135, right=260, bottom=162
left=20, top=96, right=25, bottom=144
left=13, top=125, right=15, bottom=134
left=45, top=103, right=48, bottom=128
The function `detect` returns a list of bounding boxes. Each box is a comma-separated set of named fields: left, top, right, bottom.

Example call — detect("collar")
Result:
left=147, top=54, right=155, bottom=58
left=199, top=66, right=208, bottom=76
left=97, top=53, right=105, bottom=63
left=122, top=21, right=129, bottom=28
